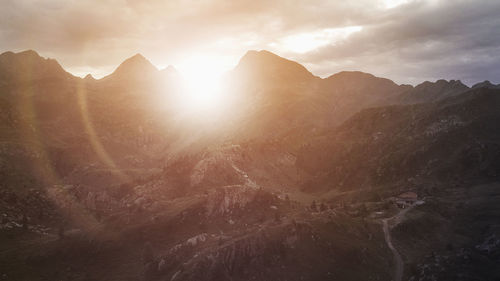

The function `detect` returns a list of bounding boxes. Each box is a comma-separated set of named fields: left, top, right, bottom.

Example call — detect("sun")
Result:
left=175, top=54, right=230, bottom=115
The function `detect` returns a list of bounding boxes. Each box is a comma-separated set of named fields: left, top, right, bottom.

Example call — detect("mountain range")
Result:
left=0, top=49, right=499, bottom=281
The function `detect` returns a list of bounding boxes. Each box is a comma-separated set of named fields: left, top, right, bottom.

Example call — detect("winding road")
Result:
left=382, top=204, right=417, bottom=281
left=382, top=218, right=403, bottom=281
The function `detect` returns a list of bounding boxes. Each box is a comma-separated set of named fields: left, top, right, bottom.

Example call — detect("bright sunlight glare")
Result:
left=175, top=54, right=230, bottom=115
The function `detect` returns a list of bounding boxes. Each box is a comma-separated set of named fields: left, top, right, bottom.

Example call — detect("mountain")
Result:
left=223, top=51, right=321, bottom=141
left=472, top=80, right=500, bottom=89
left=0, top=50, right=79, bottom=127
left=232, top=50, right=318, bottom=87
left=0, top=51, right=176, bottom=199
left=100, top=53, right=161, bottom=87
left=226, top=53, right=414, bottom=142
left=161, top=65, right=179, bottom=77
left=397, top=79, right=469, bottom=104
left=318, top=71, right=412, bottom=126
left=84, top=73, right=96, bottom=81
left=0, top=50, right=72, bottom=84
left=1, top=49, right=500, bottom=281
left=297, top=87, right=500, bottom=193
left=322, top=71, right=411, bottom=101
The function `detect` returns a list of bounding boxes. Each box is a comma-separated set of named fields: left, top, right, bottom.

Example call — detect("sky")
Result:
left=1, top=0, right=500, bottom=85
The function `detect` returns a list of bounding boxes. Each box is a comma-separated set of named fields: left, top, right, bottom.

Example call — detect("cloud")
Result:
left=294, top=0, right=500, bottom=85
left=0, top=0, right=499, bottom=84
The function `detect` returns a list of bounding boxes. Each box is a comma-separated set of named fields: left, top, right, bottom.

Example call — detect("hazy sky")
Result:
left=1, top=0, right=500, bottom=85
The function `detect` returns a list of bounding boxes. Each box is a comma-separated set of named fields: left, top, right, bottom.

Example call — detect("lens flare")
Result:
left=174, top=55, right=230, bottom=115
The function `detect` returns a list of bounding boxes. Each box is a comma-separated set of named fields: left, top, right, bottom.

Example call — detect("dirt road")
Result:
left=382, top=218, right=403, bottom=281
left=382, top=204, right=417, bottom=281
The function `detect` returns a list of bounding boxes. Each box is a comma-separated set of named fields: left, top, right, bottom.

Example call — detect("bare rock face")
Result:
left=204, top=185, right=260, bottom=217
left=189, top=155, right=244, bottom=188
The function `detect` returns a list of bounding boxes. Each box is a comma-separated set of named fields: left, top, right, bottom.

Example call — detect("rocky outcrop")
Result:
left=205, top=185, right=261, bottom=217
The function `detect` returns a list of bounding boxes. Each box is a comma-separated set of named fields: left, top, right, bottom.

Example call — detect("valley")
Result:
left=0, top=50, right=499, bottom=281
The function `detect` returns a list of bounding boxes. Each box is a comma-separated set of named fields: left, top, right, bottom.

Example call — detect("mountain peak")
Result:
left=0, top=50, right=14, bottom=57
left=127, top=53, right=147, bottom=62
left=325, top=71, right=414, bottom=92
left=241, top=49, right=275, bottom=58
left=416, top=79, right=468, bottom=90
left=400, top=79, right=470, bottom=104
left=238, top=50, right=302, bottom=68
left=0, top=50, right=69, bottom=82
left=326, top=71, right=377, bottom=80
left=116, top=53, right=156, bottom=71
left=323, top=71, right=409, bottom=101
left=161, top=65, right=178, bottom=74
left=17, top=49, right=41, bottom=58
left=160, top=65, right=181, bottom=80
left=234, top=49, right=316, bottom=83
left=472, top=80, right=500, bottom=89
left=0, top=49, right=41, bottom=61
left=104, top=53, right=158, bottom=81
left=0, top=49, right=40, bottom=59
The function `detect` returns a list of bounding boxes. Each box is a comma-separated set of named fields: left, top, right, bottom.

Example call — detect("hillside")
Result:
left=0, top=50, right=499, bottom=281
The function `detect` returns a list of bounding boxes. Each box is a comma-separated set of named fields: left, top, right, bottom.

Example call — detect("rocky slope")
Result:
left=1, top=49, right=500, bottom=280
left=296, top=88, right=500, bottom=193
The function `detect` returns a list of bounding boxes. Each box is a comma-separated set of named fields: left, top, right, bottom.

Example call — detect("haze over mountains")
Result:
left=1, top=49, right=500, bottom=281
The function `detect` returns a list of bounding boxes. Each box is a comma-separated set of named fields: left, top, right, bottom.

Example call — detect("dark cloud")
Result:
left=0, top=0, right=499, bottom=84
left=296, top=0, right=500, bottom=85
